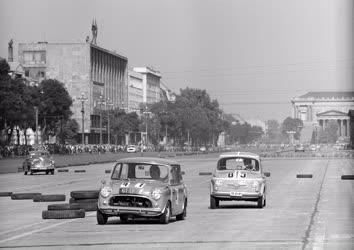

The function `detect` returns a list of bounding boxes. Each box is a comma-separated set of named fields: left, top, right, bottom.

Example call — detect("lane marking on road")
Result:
left=0, top=212, right=95, bottom=244
left=0, top=221, right=47, bottom=236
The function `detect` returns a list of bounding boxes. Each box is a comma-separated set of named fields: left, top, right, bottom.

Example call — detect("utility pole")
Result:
left=77, top=93, right=88, bottom=146
left=34, top=106, right=39, bottom=145
left=143, top=105, right=151, bottom=145
left=98, top=95, right=105, bottom=145
left=106, top=98, right=113, bottom=145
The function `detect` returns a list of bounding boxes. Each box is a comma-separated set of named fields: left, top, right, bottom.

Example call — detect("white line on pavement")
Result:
left=0, top=221, right=47, bottom=236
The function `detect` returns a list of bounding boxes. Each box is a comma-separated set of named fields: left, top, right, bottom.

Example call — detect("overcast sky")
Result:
left=0, top=0, right=353, bottom=121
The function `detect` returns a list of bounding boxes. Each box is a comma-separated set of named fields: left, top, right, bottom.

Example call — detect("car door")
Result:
left=169, top=165, right=184, bottom=215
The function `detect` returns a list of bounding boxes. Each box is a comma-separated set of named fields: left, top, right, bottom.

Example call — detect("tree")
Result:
left=318, top=120, right=339, bottom=143
left=110, top=109, right=140, bottom=145
left=266, top=119, right=281, bottom=142
left=281, top=117, right=303, bottom=140
left=58, top=119, right=79, bottom=144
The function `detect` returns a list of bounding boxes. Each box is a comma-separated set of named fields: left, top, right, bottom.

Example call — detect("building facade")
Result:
left=133, top=67, right=161, bottom=104
left=128, top=70, right=144, bottom=113
left=291, top=92, right=354, bottom=137
left=18, top=42, right=128, bottom=144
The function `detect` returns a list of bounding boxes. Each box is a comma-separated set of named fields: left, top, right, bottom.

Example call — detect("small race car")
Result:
left=126, top=145, right=137, bottom=153
left=295, top=145, right=305, bottom=152
left=209, top=152, right=269, bottom=209
left=97, top=157, right=187, bottom=224
left=22, top=150, right=55, bottom=175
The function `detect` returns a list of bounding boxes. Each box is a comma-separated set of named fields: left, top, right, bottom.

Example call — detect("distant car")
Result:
left=295, top=145, right=305, bottom=152
left=126, top=145, right=137, bottom=153
left=22, top=150, right=55, bottom=175
left=309, top=144, right=317, bottom=151
left=97, top=157, right=187, bottom=224
left=209, top=152, right=268, bottom=209
left=200, top=146, right=207, bottom=152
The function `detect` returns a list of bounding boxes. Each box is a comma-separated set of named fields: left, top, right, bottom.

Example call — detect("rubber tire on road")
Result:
left=57, top=169, right=69, bottom=173
left=70, top=190, right=99, bottom=199
left=51, top=169, right=55, bottom=175
left=176, top=199, right=187, bottom=221
left=210, top=196, right=219, bottom=209
left=74, top=170, right=86, bottom=173
left=159, top=202, right=171, bottom=224
left=70, top=201, right=97, bottom=211
left=120, top=215, right=129, bottom=223
left=97, top=209, right=108, bottom=225
left=199, top=172, right=213, bottom=176
left=11, top=193, right=41, bottom=200
left=257, top=194, right=265, bottom=208
left=105, top=169, right=111, bottom=174
left=341, top=175, right=354, bottom=180
left=296, top=174, right=313, bottom=178
left=0, top=192, right=12, bottom=197
left=33, top=194, right=66, bottom=202
left=42, top=209, right=85, bottom=219
left=48, top=203, right=81, bottom=211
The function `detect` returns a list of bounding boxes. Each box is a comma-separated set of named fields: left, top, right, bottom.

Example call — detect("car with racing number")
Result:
left=22, top=150, right=55, bottom=175
left=209, top=152, right=269, bottom=209
left=97, top=157, right=187, bottom=224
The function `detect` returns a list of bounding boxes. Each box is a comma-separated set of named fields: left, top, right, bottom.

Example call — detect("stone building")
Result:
left=18, top=41, right=128, bottom=144
left=349, top=110, right=354, bottom=148
left=291, top=92, right=354, bottom=139
left=133, top=67, right=161, bottom=104
left=128, top=70, right=144, bottom=113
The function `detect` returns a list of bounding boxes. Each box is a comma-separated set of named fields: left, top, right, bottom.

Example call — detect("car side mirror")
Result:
left=264, top=172, right=271, bottom=177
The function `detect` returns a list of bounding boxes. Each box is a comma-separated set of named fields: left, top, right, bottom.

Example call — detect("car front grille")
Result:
left=219, top=180, right=254, bottom=192
left=109, top=196, right=153, bottom=208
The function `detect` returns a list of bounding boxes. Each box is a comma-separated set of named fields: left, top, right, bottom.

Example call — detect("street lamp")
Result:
left=106, top=98, right=113, bottom=145
left=97, top=95, right=105, bottom=145
left=34, top=106, right=39, bottom=145
left=142, top=105, right=151, bottom=145
left=77, top=93, right=88, bottom=146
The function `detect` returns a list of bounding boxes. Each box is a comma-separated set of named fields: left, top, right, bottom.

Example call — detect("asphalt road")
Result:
left=0, top=157, right=353, bottom=249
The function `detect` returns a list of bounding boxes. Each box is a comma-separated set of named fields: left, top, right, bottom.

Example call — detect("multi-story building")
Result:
left=128, top=70, right=144, bottom=113
left=291, top=92, right=354, bottom=138
left=133, top=67, right=161, bottom=104
left=18, top=41, right=128, bottom=144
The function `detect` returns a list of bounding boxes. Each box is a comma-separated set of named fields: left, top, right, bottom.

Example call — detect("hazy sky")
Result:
left=0, top=0, right=353, bottom=121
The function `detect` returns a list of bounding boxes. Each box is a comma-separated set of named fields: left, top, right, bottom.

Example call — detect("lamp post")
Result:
left=142, top=105, right=151, bottom=145
left=34, top=106, right=39, bottom=145
left=106, top=98, right=113, bottom=145
left=77, top=93, right=88, bottom=146
left=97, top=95, right=105, bottom=145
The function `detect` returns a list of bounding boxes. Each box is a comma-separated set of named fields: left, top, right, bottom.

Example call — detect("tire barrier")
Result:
left=296, top=174, right=313, bottom=178
left=70, top=190, right=99, bottom=200
left=42, top=209, right=85, bottom=219
left=105, top=169, right=111, bottom=174
left=11, top=192, right=42, bottom=200
left=57, top=169, right=69, bottom=173
left=199, top=172, right=213, bottom=176
left=264, top=172, right=271, bottom=177
left=341, top=175, right=354, bottom=180
left=0, top=192, right=12, bottom=197
left=48, top=203, right=81, bottom=211
left=74, top=170, right=86, bottom=173
left=71, top=202, right=97, bottom=212
left=33, top=194, right=66, bottom=202
left=69, top=198, right=98, bottom=204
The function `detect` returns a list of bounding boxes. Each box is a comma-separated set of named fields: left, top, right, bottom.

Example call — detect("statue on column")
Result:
left=91, top=19, right=98, bottom=45
left=8, top=39, right=13, bottom=62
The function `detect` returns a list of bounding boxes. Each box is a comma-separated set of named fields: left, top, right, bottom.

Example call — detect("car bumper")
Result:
left=211, top=191, right=262, bottom=201
left=30, top=166, right=54, bottom=171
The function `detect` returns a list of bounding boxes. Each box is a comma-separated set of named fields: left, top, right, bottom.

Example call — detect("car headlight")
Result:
left=151, top=188, right=163, bottom=200
left=100, top=186, right=112, bottom=198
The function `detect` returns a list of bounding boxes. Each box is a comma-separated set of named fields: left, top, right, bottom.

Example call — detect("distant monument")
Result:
left=91, top=19, right=98, bottom=45
left=8, top=39, right=13, bottom=62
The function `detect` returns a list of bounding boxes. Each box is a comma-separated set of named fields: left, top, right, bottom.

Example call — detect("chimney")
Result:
left=8, top=39, right=13, bottom=62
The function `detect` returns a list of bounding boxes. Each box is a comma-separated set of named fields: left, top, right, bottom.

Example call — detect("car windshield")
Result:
left=111, top=163, right=169, bottom=182
left=217, top=157, right=260, bottom=171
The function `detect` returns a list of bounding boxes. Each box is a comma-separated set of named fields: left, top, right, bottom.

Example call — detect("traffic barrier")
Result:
left=57, top=169, right=69, bottom=173
left=199, top=172, right=213, bottom=176
left=48, top=203, right=81, bottom=210
left=33, top=194, right=66, bottom=202
left=69, top=198, right=97, bottom=204
left=105, top=169, right=111, bottom=174
left=42, top=209, right=85, bottom=219
left=71, top=202, right=97, bottom=212
left=70, top=190, right=99, bottom=199
left=341, top=175, right=354, bottom=180
left=0, top=192, right=12, bottom=197
left=11, top=192, right=42, bottom=200
left=74, top=170, right=86, bottom=173
left=296, top=174, right=313, bottom=178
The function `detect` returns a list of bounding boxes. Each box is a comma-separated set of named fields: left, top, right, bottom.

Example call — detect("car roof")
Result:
left=116, top=157, right=180, bottom=166
left=219, top=152, right=260, bottom=160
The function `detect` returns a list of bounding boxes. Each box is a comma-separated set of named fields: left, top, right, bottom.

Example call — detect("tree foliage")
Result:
left=318, top=120, right=339, bottom=143
left=281, top=117, right=303, bottom=140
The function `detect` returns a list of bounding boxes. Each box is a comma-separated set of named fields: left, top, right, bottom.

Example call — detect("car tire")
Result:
left=176, top=199, right=187, bottom=221
left=30, top=171, right=33, bottom=175
left=42, top=209, right=85, bottom=219
left=51, top=170, right=55, bottom=175
left=159, top=201, right=171, bottom=224
left=33, top=194, right=66, bottom=202
left=11, top=193, right=41, bottom=200
left=96, top=209, right=108, bottom=225
left=45, top=170, right=49, bottom=175
left=0, top=192, right=12, bottom=197
left=48, top=203, right=81, bottom=211
left=210, top=196, right=219, bottom=209
left=69, top=198, right=97, bottom=204
left=70, top=190, right=99, bottom=199
left=24, top=171, right=27, bottom=175
left=120, top=215, right=129, bottom=223
left=257, top=194, right=265, bottom=208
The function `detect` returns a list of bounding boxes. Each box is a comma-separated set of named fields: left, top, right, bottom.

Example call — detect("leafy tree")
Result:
left=281, top=117, right=303, bottom=140
left=318, top=120, right=339, bottom=143
left=57, top=119, right=79, bottom=144
left=110, top=109, right=140, bottom=145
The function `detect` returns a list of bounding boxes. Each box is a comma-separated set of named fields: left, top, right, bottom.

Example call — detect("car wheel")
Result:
left=24, top=170, right=27, bottom=175
left=97, top=210, right=108, bottom=225
left=120, top=215, right=129, bottom=223
left=210, top=196, right=219, bottom=209
left=30, top=171, right=33, bottom=175
left=51, top=170, right=55, bottom=175
left=45, top=170, right=49, bottom=175
left=159, top=201, right=171, bottom=224
left=257, top=194, right=265, bottom=208
left=176, top=199, right=187, bottom=221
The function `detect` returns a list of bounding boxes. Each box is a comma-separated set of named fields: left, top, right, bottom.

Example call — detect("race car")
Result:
left=97, top=157, right=187, bottom=224
left=22, top=150, right=55, bottom=175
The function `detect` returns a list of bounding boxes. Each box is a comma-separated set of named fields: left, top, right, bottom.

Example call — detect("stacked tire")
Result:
left=69, top=190, right=99, bottom=212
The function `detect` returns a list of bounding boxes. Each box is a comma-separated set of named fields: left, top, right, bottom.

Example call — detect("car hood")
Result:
left=107, top=179, right=169, bottom=195
left=214, top=170, right=262, bottom=180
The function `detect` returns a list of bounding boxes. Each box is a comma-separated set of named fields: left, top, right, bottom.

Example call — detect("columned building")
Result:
left=128, top=69, right=144, bottom=112
left=18, top=41, right=128, bottom=144
left=291, top=92, right=354, bottom=138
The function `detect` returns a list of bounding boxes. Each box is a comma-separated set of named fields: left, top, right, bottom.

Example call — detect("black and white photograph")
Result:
left=0, top=0, right=353, bottom=249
